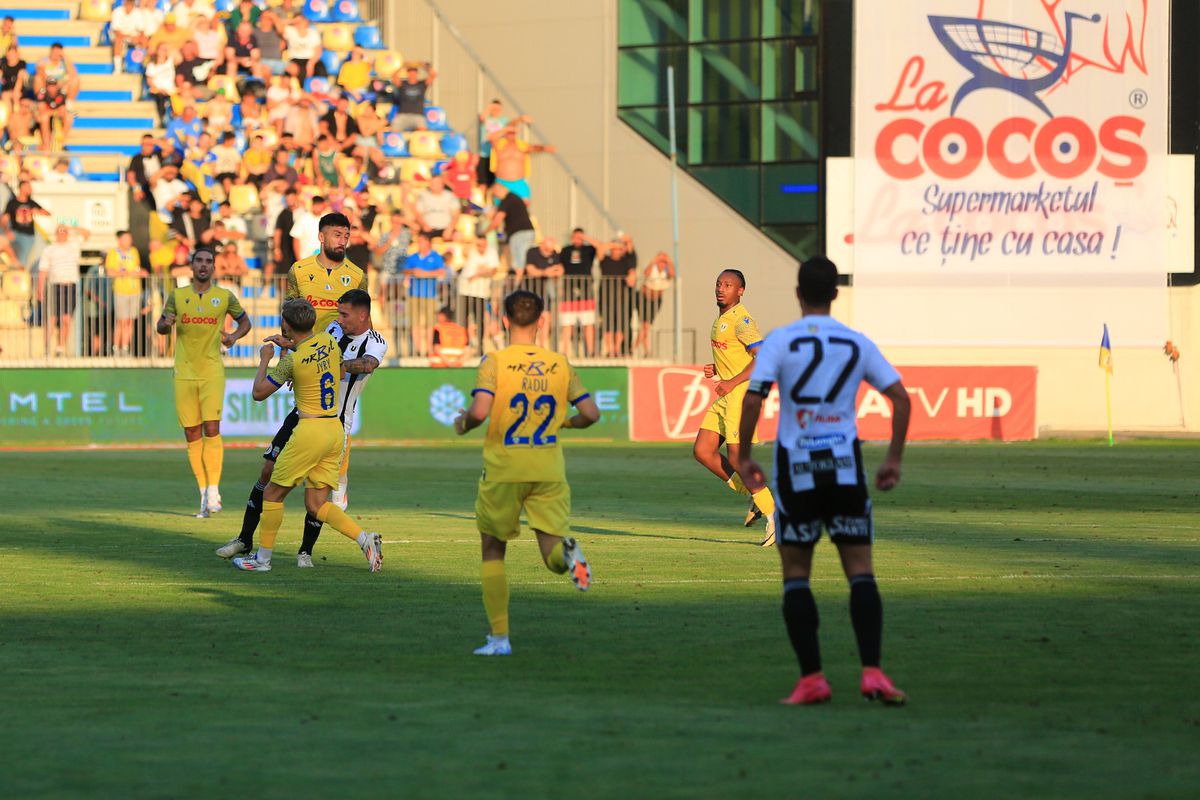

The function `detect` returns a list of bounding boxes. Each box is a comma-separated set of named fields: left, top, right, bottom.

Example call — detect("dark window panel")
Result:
left=690, top=165, right=762, bottom=223
left=762, top=164, right=820, bottom=224
left=763, top=101, right=819, bottom=161
left=618, top=0, right=689, bottom=46
left=618, top=107, right=688, bottom=161
left=618, top=46, right=687, bottom=107
left=764, top=0, right=821, bottom=37
left=688, top=104, right=760, bottom=164
left=762, top=224, right=820, bottom=260
left=689, top=42, right=762, bottom=104
left=697, top=0, right=761, bottom=42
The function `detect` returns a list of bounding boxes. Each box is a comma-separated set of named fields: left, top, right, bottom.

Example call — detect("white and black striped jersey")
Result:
left=747, top=315, right=899, bottom=490
left=326, top=322, right=388, bottom=431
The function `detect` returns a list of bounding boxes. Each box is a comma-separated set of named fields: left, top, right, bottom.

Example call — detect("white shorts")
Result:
left=560, top=309, right=596, bottom=327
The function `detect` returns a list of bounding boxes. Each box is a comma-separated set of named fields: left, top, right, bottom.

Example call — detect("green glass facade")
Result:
left=618, top=0, right=823, bottom=258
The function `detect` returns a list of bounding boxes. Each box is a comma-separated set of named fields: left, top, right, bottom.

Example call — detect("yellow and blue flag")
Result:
left=1099, top=324, right=1113, bottom=373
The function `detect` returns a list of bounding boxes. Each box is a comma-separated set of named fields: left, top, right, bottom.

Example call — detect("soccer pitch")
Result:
left=2, top=442, right=1197, bottom=799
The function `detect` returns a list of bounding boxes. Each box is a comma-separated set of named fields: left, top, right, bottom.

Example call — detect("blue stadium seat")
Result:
left=98, top=23, right=112, bottom=47
left=304, top=75, right=332, bottom=96
left=424, top=106, right=450, bottom=132
left=331, top=0, right=362, bottom=23
left=68, top=157, right=85, bottom=179
left=319, top=50, right=343, bottom=75
left=439, top=132, right=468, bottom=157
left=303, top=0, right=332, bottom=23
left=353, top=23, right=383, bottom=49
left=123, top=48, right=146, bottom=75
left=379, top=131, right=408, bottom=157
left=213, top=0, right=236, bottom=12
left=432, top=159, right=450, bottom=176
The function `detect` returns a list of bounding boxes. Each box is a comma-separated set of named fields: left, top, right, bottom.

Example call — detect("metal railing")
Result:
left=0, top=271, right=673, bottom=366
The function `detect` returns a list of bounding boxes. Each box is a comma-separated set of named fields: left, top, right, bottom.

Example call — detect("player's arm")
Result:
left=559, top=368, right=599, bottom=429
left=253, top=346, right=291, bottom=401
left=455, top=354, right=496, bottom=434
left=715, top=350, right=758, bottom=397
left=716, top=316, right=765, bottom=396
left=737, top=337, right=780, bottom=489
left=284, top=266, right=299, bottom=298
left=875, top=381, right=910, bottom=491
left=155, top=291, right=177, bottom=334
left=343, top=355, right=380, bottom=374
left=222, top=311, right=251, bottom=348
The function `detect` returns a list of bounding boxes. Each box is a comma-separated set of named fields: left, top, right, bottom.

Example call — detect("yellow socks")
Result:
left=201, top=434, right=223, bottom=489
left=186, top=439, right=206, bottom=491
left=545, top=541, right=567, bottom=574
left=316, top=501, right=364, bottom=539
left=727, top=472, right=750, bottom=496
left=260, top=500, right=284, bottom=550
left=752, top=486, right=776, bottom=517
left=481, top=560, right=509, bottom=636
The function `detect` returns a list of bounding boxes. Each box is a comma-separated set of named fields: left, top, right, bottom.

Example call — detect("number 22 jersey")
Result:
left=473, top=344, right=590, bottom=483
left=267, top=331, right=343, bottom=417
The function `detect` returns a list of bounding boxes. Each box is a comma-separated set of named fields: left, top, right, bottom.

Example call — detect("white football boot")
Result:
left=215, top=537, right=250, bottom=559
left=361, top=532, right=382, bottom=572
left=562, top=537, right=591, bottom=591
left=231, top=552, right=272, bottom=572
left=473, top=635, right=512, bottom=656
left=297, top=553, right=314, bottom=568
left=206, top=486, right=223, bottom=514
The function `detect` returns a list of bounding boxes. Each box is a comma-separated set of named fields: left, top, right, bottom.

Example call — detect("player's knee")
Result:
left=202, top=421, right=221, bottom=437
left=692, top=441, right=710, bottom=464
left=183, top=425, right=202, bottom=441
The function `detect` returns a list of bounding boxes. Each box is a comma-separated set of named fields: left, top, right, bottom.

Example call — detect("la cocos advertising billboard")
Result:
left=853, top=1, right=1168, bottom=346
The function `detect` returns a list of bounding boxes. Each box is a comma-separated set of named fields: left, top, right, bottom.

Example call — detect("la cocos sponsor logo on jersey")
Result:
left=872, top=2, right=1151, bottom=182
left=180, top=313, right=219, bottom=325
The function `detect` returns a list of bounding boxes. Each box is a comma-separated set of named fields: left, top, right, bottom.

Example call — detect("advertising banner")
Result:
left=0, top=367, right=629, bottom=446
left=853, top=1, right=1169, bottom=345
left=629, top=365, right=1037, bottom=442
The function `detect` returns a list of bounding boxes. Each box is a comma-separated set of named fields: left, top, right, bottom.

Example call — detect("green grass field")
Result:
left=1, top=441, right=1198, bottom=799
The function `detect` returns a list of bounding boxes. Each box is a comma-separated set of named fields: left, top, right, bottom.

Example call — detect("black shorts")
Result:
left=640, top=293, right=664, bottom=324
left=263, top=408, right=300, bottom=461
left=774, top=440, right=874, bottom=546
left=50, top=283, right=77, bottom=317
left=476, top=156, right=495, bottom=187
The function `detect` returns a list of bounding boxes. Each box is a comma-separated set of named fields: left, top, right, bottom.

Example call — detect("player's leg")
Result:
left=217, top=457, right=275, bottom=558
left=727, top=438, right=776, bottom=544
left=231, top=480, right=294, bottom=572
left=473, top=480, right=521, bottom=655
left=176, top=379, right=209, bottom=515
left=528, top=481, right=589, bottom=590
left=200, top=419, right=223, bottom=513
left=835, top=541, right=905, bottom=705
left=778, top=540, right=830, bottom=704
left=303, top=425, right=381, bottom=571
left=692, top=427, right=738, bottom=483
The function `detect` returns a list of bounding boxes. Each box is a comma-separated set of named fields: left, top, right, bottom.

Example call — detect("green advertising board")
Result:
left=0, top=367, right=629, bottom=446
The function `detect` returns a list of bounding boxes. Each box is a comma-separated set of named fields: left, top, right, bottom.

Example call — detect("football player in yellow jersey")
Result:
left=231, top=298, right=383, bottom=573
left=285, top=212, right=369, bottom=332
left=454, top=290, right=600, bottom=656
left=694, top=269, right=778, bottom=546
left=155, top=245, right=251, bottom=518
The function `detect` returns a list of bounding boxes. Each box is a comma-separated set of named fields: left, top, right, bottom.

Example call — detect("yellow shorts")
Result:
left=699, top=388, right=758, bottom=445
left=272, top=417, right=345, bottom=490
left=175, top=378, right=224, bottom=428
left=476, top=480, right=571, bottom=541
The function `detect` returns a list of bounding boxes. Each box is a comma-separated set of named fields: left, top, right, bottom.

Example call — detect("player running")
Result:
left=286, top=212, right=368, bottom=332
left=231, top=298, right=382, bottom=573
left=215, top=289, right=386, bottom=567
left=693, top=268, right=777, bottom=545
left=738, top=256, right=911, bottom=706
left=155, top=245, right=251, bottom=518
left=454, top=290, right=600, bottom=656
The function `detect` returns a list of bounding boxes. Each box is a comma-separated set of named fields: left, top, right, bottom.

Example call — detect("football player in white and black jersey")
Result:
left=738, top=257, right=912, bottom=706
left=216, top=290, right=389, bottom=568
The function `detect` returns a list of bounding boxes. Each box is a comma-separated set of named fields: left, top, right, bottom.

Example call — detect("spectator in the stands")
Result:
left=345, top=217, right=375, bottom=271
left=172, top=0, right=215, bottom=28
left=237, top=93, right=266, bottom=135
left=477, top=100, right=530, bottom=192
left=389, top=62, right=437, bottom=131
left=44, top=158, right=76, bottom=184
left=458, top=235, right=497, bottom=349
left=226, top=0, right=261, bottom=35
left=107, top=230, right=147, bottom=356
left=203, top=88, right=233, bottom=136
left=138, top=0, right=164, bottom=40
left=38, top=224, right=89, bottom=357
left=270, top=187, right=301, bottom=278
left=166, top=104, right=204, bottom=151
left=352, top=103, right=387, bottom=169
left=636, top=250, right=674, bottom=358
left=35, top=43, right=78, bottom=100
left=321, top=95, right=359, bottom=152
left=442, top=150, right=478, bottom=207
left=214, top=201, right=247, bottom=242
left=598, top=233, right=637, bottom=357
left=518, top=236, right=561, bottom=347
left=126, top=135, right=161, bottom=210
left=254, top=12, right=287, bottom=77
left=290, top=194, right=326, bottom=258
left=374, top=208, right=414, bottom=326
left=2, top=180, right=49, bottom=274
left=174, top=41, right=211, bottom=89
left=35, top=79, right=71, bottom=151
left=489, top=120, right=555, bottom=201
left=1, top=44, right=26, bottom=103
left=414, top=175, right=460, bottom=239
left=192, top=14, right=226, bottom=73
left=148, top=14, right=192, bottom=54
left=145, top=44, right=176, bottom=124
left=149, top=164, right=188, bottom=222
left=485, top=183, right=535, bottom=276
left=0, top=16, right=17, bottom=55
left=284, top=14, right=325, bottom=79
left=110, top=0, right=145, bottom=73
left=559, top=227, right=600, bottom=358
left=404, top=231, right=447, bottom=357
left=225, top=21, right=259, bottom=78
left=241, top=133, right=273, bottom=186
left=284, top=93, right=319, bottom=152
left=430, top=306, right=470, bottom=367
left=215, top=241, right=249, bottom=280
left=262, top=147, right=299, bottom=191
left=157, top=134, right=184, bottom=169
left=337, top=46, right=372, bottom=102
left=171, top=195, right=214, bottom=251
left=6, top=95, right=33, bottom=152
left=310, top=133, right=342, bottom=191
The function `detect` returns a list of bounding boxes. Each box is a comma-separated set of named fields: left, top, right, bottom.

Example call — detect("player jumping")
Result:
left=454, top=290, right=600, bottom=656
left=155, top=245, right=251, bottom=518
left=693, top=268, right=776, bottom=545
left=739, top=257, right=911, bottom=706
left=230, top=298, right=383, bottom=573
left=215, top=289, right=386, bottom=567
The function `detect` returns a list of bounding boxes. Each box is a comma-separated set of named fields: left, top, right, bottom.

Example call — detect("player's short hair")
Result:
left=192, top=244, right=216, bottom=261
left=338, top=288, right=371, bottom=311
left=504, top=290, right=543, bottom=327
left=319, top=212, right=350, bottom=232
left=719, top=268, right=746, bottom=288
left=798, top=256, right=839, bottom=306
left=438, top=305, right=454, bottom=320
left=281, top=297, right=316, bottom=333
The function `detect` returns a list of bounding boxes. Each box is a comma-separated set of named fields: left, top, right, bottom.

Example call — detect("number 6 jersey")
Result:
left=747, top=315, right=900, bottom=488
left=473, top=344, right=590, bottom=483
left=267, top=330, right=344, bottom=417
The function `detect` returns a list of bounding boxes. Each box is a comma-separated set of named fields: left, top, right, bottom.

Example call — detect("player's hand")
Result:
left=875, top=458, right=902, bottom=491
left=703, top=363, right=716, bottom=379
left=161, top=312, right=176, bottom=326
left=220, top=331, right=238, bottom=348
left=453, top=408, right=468, bottom=435
left=714, top=379, right=734, bottom=397
left=259, top=342, right=275, bottom=362
left=740, top=459, right=767, bottom=491
left=263, top=333, right=295, bottom=350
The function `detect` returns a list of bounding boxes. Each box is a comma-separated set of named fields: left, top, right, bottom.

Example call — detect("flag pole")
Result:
left=1104, top=369, right=1114, bottom=447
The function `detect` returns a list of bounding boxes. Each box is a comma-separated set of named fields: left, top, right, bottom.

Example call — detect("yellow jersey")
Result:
left=267, top=330, right=343, bottom=417
left=710, top=302, right=762, bottom=381
left=473, top=344, right=589, bottom=483
left=106, top=248, right=142, bottom=296
left=286, top=254, right=369, bottom=332
left=164, top=284, right=246, bottom=381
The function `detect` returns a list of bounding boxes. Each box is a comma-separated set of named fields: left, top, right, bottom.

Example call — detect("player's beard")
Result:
left=324, top=245, right=346, bottom=261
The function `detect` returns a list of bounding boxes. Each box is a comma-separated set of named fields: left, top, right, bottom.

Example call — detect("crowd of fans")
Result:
left=0, top=0, right=676, bottom=363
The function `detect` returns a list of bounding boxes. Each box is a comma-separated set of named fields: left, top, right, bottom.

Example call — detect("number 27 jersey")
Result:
left=267, top=331, right=343, bottom=416
left=748, top=315, right=900, bottom=453
left=473, top=344, right=589, bottom=483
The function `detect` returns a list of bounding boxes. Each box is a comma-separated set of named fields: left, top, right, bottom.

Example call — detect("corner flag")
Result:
left=1099, top=324, right=1113, bottom=373
left=1100, top=324, right=1113, bottom=446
